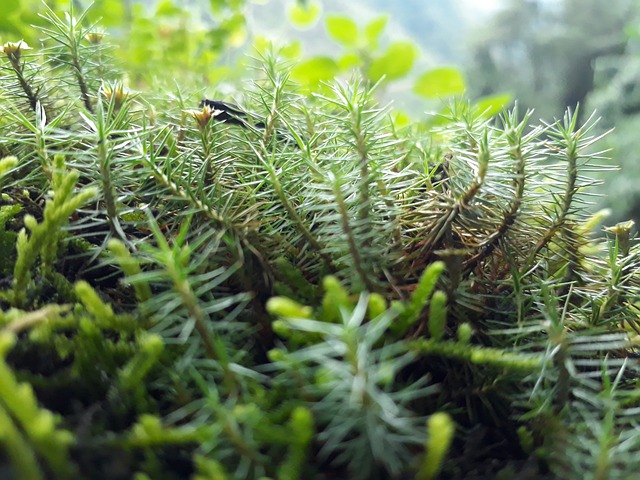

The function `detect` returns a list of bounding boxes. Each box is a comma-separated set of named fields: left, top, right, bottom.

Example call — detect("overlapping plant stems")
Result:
left=524, top=114, right=580, bottom=272
left=464, top=116, right=527, bottom=273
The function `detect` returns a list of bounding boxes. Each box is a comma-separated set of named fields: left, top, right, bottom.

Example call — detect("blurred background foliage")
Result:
left=466, top=0, right=640, bottom=226
left=2, top=0, right=639, bottom=223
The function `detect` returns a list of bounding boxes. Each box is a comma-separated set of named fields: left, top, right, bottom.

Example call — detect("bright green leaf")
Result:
left=338, top=52, right=361, bottom=70
left=291, top=56, right=340, bottom=90
left=281, top=40, right=302, bottom=59
left=326, top=15, right=358, bottom=47
left=253, top=35, right=270, bottom=54
left=210, top=0, right=228, bottom=13
left=413, top=67, right=466, bottom=99
left=365, top=16, right=388, bottom=49
left=368, top=41, right=416, bottom=83
left=156, top=0, right=181, bottom=16
left=288, top=2, right=321, bottom=29
left=474, top=93, right=512, bottom=117
left=252, top=37, right=300, bottom=59
left=391, top=110, right=411, bottom=128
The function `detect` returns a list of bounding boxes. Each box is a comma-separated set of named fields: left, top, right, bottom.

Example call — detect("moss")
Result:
left=0, top=6, right=639, bottom=480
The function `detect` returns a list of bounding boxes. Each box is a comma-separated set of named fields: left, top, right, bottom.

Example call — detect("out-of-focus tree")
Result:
left=466, top=0, right=631, bottom=121
left=586, top=4, right=640, bottom=224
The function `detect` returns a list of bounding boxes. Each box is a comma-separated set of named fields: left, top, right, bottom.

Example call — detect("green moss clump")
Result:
left=0, top=6, right=639, bottom=480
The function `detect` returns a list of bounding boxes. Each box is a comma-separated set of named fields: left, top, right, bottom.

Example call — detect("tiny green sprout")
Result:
left=517, top=425, right=534, bottom=454
left=417, top=412, right=455, bottom=480
left=0, top=156, right=18, bottom=179
left=390, top=299, right=404, bottom=313
left=75, top=280, right=115, bottom=323
left=193, top=455, right=228, bottom=480
left=290, top=406, right=313, bottom=443
left=23, top=214, right=37, bottom=231
left=131, top=414, right=163, bottom=441
left=119, top=333, right=164, bottom=391
left=267, top=349, right=288, bottom=364
left=457, top=323, right=472, bottom=344
left=392, top=261, right=445, bottom=335
left=367, top=293, right=387, bottom=320
left=321, top=275, right=351, bottom=322
left=272, top=320, right=291, bottom=338
left=428, top=291, right=447, bottom=341
left=266, top=297, right=313, bottom=319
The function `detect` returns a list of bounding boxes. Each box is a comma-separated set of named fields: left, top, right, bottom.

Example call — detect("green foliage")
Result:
left=368, top=40, right=417, bottom=83
left=467, top=0, right=630, bottom=121
left=418, top=412, right=455, bottom=480
left=269, top=292, right=435, bottom=479
left=0, top=332, right=75, bottom=480
left=325, top=15, right=358, bottom=47
left=11, top=155, right=97, bottom=307
left=0, top=155, right=17, bottom=178
left=285, top=9, right=502, bottom=118
left=295, top=9, right=512, bottom=122
left=580, top=4, right=640, bottom=226
left=1, top=5, right=640, bottom=480
left=474, top=92, right=514, bottom=117
left=414, top=67, right=466, bottom=99
left=291, top=56, right=340, bottom=90
left=288, top=1, right=322, bottom=28
left=0, top=0, right=248, bottom=87
left=391, top=260, right=445, bottom=336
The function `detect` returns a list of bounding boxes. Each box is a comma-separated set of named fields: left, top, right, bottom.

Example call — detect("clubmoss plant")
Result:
left=11, top=154, right=97, bottom=307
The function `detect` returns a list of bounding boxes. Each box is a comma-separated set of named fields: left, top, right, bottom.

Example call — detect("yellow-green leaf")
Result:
left=338, top=52, right=361, bottom=70
left=253, top=35, right=270, bottom=54
left=281, top=40, right=302, bottom=59
left=365, top=16, right=388, bottom=49
left=326, top=15, right=358, bottom=47
left=391, top=110, right=411, bottom=128
left=291, top=56, right=340, bottom=90
left=474, top=93, right=512, bottom=117
left=156, top=0, right=181, bottom=16
left=368, top=41, right=416, bottom=83
left=288, top=2, right=321, bottom=29
left=413, top=67, right=466, bottom=99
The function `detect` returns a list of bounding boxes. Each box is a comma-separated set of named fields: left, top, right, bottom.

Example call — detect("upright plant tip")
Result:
left=185, top=104, right=222, bottom=131
left=2, top=40, right=32, bottom=62
left=418, top=412, right=455, bottom=480
left=85, top=32, right=105, bottom=45
left=101, top=82, right=130, bottom=110
left=604, top=220, right=635, bottom=256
